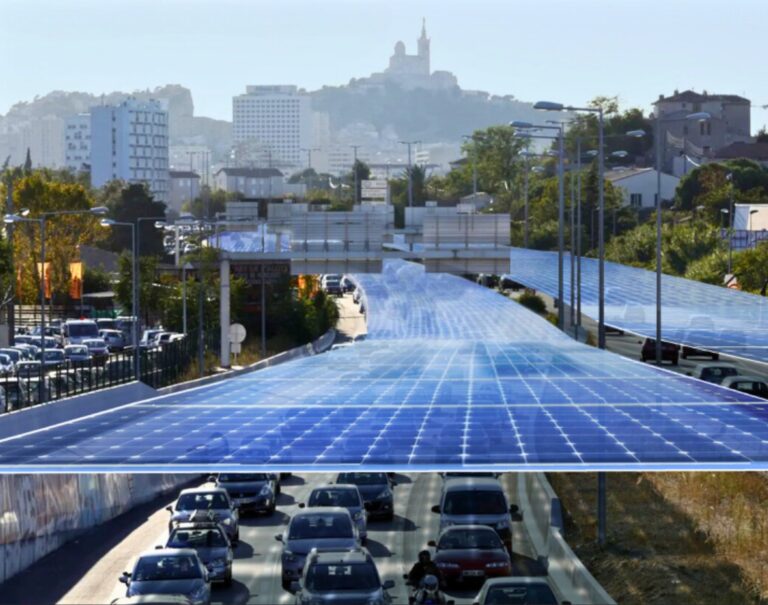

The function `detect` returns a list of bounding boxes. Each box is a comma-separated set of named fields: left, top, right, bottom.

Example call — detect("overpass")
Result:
left=1, top=259, right=767, bottom=472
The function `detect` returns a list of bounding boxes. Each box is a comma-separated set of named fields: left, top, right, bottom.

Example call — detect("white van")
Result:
left=63, top=319, right=100, bottom=346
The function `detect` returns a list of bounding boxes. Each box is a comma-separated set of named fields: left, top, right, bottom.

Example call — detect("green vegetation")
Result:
left=516, top=291, right=547, bottom=314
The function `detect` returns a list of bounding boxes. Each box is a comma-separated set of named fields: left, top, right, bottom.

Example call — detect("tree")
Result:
left=733, top=242, right=768, bottom=293
left=347, top=160, right=371, bottom=202
left=23, top=148, right=32, bottom=174
left=10, top=172, right=100, bottom=304
left=183, top=186, right=230, bottom=219
left=83, top=266, right=112, bottom=294
left=100, top=182, right=168, bottom=256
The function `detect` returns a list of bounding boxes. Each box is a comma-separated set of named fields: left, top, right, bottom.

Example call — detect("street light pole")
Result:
left=350, top=145, right=361, bottom=205
left=400, top=141, right=420, bottom=208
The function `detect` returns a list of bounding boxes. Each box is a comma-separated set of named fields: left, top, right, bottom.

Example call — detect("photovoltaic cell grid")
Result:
left=2, top=260, right=768, bottom=472
left=508, top=247, right=768, bottom=363
left=214, top=229, right=291, bottom=253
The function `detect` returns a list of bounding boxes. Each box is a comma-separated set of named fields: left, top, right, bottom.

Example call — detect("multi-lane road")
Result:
left=1, top=473, right=554, bottom=605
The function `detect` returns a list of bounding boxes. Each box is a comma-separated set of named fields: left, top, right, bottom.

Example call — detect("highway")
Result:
left=0, top=473, right=552, bottom=605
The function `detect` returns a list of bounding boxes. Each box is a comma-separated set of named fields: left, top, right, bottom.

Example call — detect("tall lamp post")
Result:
left=511, top=121, right=566, bottom=330
left=654, top=111, right=710, bottom=364
left=350, top=145, right=361, bottom=204
left=99, top=219, right=138, bottom=378
left=399, top=140, right=421, bottom=208
left=4, top=206, right=108, bottom=402
left=462, top=134, right=479, bottom=195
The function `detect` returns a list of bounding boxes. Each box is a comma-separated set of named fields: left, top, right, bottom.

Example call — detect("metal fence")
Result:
left=0, top=328, right=220, bottom=414
left=720, top=228, right=768, bottom=250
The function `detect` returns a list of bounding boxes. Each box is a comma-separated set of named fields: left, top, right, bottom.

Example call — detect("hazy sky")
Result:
left=3, top=0, right=767, bottom=129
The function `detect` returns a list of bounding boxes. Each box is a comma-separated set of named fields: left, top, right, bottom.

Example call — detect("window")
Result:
left=700, top=121, right=711, bottom=136
left=630, top=193, right=642, bottom=208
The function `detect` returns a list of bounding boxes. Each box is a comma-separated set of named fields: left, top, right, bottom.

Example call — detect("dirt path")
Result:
left=548, top=473, right=765, bottom=605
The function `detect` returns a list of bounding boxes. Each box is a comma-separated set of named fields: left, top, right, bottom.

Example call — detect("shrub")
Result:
left=517, top=291, right=547, bottom=314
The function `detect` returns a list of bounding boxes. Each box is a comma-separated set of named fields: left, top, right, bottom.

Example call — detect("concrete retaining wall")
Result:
left=518, top=473, right=615, bottom=605
left=0, top=473, right=189, bottom=585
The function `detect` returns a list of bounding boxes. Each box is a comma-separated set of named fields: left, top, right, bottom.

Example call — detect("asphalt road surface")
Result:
left=1, top=473, right=547, bottom=605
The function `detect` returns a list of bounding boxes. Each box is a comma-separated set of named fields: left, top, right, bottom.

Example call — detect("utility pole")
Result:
left=399, top=140, right=420, bottom=207
left=350, top=145, right=361, bottom=204
left=5, top=177, right=15, bottom=344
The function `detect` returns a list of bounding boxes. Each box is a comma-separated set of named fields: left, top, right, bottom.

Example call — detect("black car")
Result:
left=210, top=473, right=277, bottom=515
left=640, top=339, right=680, bottom=365
left=335, top=472, right=395, bottom=521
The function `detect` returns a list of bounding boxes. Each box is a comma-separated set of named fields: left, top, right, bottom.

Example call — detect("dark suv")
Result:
left=640, top=339, right=680, bottom=365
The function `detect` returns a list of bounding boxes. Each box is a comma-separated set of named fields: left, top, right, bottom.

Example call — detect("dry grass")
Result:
left=646, top=472, right=768, bottom=599
left=548, top=472, right=767, bottom=605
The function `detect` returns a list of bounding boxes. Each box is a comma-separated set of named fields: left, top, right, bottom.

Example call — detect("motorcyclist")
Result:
left=407, top=551, right=445, bottom=604
left=411, top=574, right=445, bottom=605
left=407, top=550, right=441, bottom=587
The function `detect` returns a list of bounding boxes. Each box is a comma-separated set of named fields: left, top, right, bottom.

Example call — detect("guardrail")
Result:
left=0, top=329, right=220, bottom=415
left=518, top=473, right=616, bottom=605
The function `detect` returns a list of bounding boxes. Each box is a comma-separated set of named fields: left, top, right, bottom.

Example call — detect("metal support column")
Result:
left=597, top=472, right=607, bottom=546
left=220, top=258, right=230, bottom=369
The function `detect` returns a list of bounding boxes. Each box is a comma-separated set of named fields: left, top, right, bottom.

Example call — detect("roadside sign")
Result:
left=229, top=323, right=246, bottom=344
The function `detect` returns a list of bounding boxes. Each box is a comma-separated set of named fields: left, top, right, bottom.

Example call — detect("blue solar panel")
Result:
left=508, top=247, right=768, bottom=363
left=1, top=260, right=768, bottom=472
left=214, top=228, right=291, bottom=253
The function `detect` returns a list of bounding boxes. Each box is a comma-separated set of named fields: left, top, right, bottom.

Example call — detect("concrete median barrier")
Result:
left=518, top=472, right=616, bottom=605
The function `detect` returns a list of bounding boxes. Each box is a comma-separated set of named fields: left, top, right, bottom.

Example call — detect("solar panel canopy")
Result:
left=1, top=260, right=768, bottom=472
left=508, top=247, right=768, bottom=363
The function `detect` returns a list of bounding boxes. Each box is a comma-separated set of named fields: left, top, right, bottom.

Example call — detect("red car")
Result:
left=640, top=338, right=680, bottom=365
left=428, top=525, right=511, bottom=586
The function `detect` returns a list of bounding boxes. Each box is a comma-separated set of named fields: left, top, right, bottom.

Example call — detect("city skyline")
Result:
left=2, top=0, right=768, bottom=129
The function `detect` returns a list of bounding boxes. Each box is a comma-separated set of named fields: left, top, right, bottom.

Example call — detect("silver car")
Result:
left=167, top=488, right=239, bottom=544
left=164, top=521, right=233, bottom=585
left=276, top=507, right=360, bottom=590
left=293, top=548, right=394, bottom=605
left=302, top=484, right=368, bottom=542
left=119, top=548, right=211, bottom=605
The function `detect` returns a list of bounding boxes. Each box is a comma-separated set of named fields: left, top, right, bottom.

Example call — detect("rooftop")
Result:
left=216, top=167, right=283, bottom=178
left=713, top=142, right=768, bottom=161
left=169, top=170, right=200, bottom=179
left=655, top=89, right=750, bottom=105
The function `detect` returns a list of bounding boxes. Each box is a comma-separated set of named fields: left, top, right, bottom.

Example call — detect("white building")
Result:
left=90, top=99, right=170, bottom=203
left=605, top=168, right=680, bottom=209
left=232, top=85, right=312, bottom=172
left=65, top=113, right=91, bottom=173
left=213, top=167, right=306, bottom=198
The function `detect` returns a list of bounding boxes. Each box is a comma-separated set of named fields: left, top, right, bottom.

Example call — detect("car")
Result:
left=164, top=519, right=233, bottom=585
left=0, top=348, right=23, bottom=367
left=65, top=344, right=92, bottom=363
left=15, top=360, right=43, bottom=378
left=335, top=472, right=395, bottom=521
left=14, top=343, right=40, bottom=360
left=28, top=336, right=59, bottom=351
left=352, top=287, right=363, bottom=304
left=441, top=472, right=501, bottom=481
left=292, top=548, right=395, bottom=604
left=340, top=276, right=356, bottom=293
left=427, top=524, right=512, bottom=586
left=0, top=353, right=14, bottom=374
left=210, top=473, right=277, bottom=515
left=721, top=375, right=768, bottom=398
left=432, top=478, right=517, bottom=552
left=140, top=329, right=166, bottom=349
left=63, top=319, right=100, bottom=346
left=41, top=348, right=67, bottom=370
left=681, top=315, right=719, bottom=360
left=83, top=338, right=110, bottom=360
left=275, top=507, right=360, bottom=589
left=100, top=329, right=126, bottom=351
left=473, top=576, right=569, bottom=605
left=119, top=549, right=211, bottom=605
left=111, top=595, right=194, bottom=605
left=640, top=338, right=680, bottom=365
left=301, top=484, right=368, bottom=542
left=96, top=318, right=120, bottom=331
left=322, top=277, right=343, bottom=296
left=166, top=488, right=240, bottom=544
left=688, top=362, right=740, bottom=385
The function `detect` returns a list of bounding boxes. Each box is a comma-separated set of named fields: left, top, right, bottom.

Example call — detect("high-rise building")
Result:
left=232, top=85, right=312, bottom=171
left=89, top=99, right=170, bottom=203
left=65, top=113, right=91, bottom=173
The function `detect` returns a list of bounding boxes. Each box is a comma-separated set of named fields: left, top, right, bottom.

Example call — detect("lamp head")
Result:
left=686, top=112, right=711, bottom=122
left=510, top=120, right=533, bottom=129
left=90, top=206, right=109, bottom=216
left=610, top=150, right=629, bottom=158
left=3, top=214, right=18, bottom=225
left=626, top=129, right=646, bottom=138
left=534, top=101, right=565, bottom=111
left=154, top=221, right=166, bottom=229
left=19, top=208, right=30, bottom=217
left=99, top=218, right=115, bottom=227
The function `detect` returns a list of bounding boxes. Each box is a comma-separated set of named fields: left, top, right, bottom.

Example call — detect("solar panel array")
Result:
left=2, top=260, right=768, bottom=472
left=508, top=248, right=768, bottom=363
left=215, top=228, right=291, bottom=253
